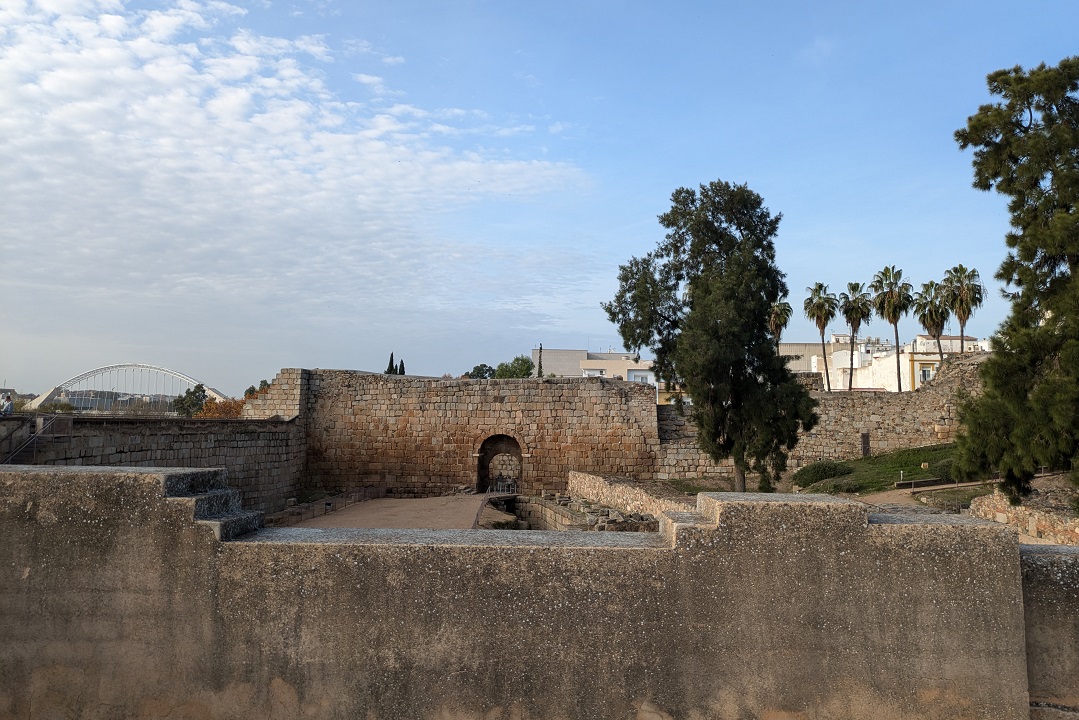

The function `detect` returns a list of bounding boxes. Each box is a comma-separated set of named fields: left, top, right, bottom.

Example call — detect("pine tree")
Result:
left=953, top=57, right=1079, bottom=500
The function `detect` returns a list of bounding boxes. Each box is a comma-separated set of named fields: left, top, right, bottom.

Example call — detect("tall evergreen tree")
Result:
left=398, top=360, right=405, bottom=375
left=603, top=179, right=817, bottom=491
left=385, top=352, right=395, bottom=375
left=838, top=282, right=873, bottom=391
left=913, top=280, right=951, bottom=364
left=869, top=265, right=914, bottom=392
left=953, top=57, right=1079, bottom=500
left=943, top=264, right=986, bottom=354
left=804, top=282, right=839, bottom=392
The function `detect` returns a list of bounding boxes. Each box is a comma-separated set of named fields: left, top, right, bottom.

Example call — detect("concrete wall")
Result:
left=2, top=465, right=1061, bottom=720
left=19, top=417, right=304, bottom=513
left=1022, top=545, right=1079, bottom=718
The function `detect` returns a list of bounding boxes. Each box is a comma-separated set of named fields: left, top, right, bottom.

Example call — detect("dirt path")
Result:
left=294, top=495, right=489, bottom=530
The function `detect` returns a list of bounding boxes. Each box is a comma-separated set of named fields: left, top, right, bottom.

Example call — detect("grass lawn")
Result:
left=793, top=444, right=958, bottom=495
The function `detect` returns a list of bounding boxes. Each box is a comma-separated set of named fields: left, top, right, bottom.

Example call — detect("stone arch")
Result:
left=476, top=434, right=523, bottom=493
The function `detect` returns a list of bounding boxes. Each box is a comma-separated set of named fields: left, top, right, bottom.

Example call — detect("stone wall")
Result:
left=971, top=491, right=1079, bottom=546
left=790, top=355, right=983, bottom=465
left=651, top=355, right=986, bottom=484
left=19, top=417, right=304, bottom=514
left=2, top=465, right=1058, bottom=720
left=568, top=470, right=694, bottom=517
left=284, top=371, right=661, bottom=496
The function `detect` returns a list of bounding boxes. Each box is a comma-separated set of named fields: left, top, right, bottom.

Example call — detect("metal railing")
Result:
left=1, top=415, right=57, bottom=465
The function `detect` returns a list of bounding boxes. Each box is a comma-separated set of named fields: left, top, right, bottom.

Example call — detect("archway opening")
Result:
left=477, top=434, right=522, bottom=493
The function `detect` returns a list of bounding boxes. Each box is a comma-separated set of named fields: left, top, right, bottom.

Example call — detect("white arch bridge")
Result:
left=26, top=364, right=227, bottom=414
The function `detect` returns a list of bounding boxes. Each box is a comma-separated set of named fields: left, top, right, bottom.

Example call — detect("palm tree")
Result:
left=838, top=282, right=873, bottom=391
left=943, top=264, right=985, bottom=354
left=803, top=282, right=839, bottom=392
left=769, top=300, right=793, bottom=347
left=869, top=265, right=914, bottom=392
left=913, top=280, right=951, bottom=365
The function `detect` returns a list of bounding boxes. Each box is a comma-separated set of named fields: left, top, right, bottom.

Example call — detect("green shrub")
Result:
left=792, top=461, right=852, bottom=488
left=931, top=458, right=953, bottom=483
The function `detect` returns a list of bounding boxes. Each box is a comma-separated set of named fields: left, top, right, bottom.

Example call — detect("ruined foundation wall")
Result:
left=21, top=418, right=304, bottom=514
left=971, top=491, right=1079, bottom=546
left=292, top=371, right=661, bottom=496
left=1, top=466, right=1052, bottom=720
left=567, top=471, right=694, bottom=517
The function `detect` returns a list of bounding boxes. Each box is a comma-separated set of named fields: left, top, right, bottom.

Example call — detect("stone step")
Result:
left=160, top=468, right=229, bottom=497
left=191, top=488, right=242, bottom=519
left=658, top=509, right=716, bottom=547
left=198, top=511, right=263, bottom=541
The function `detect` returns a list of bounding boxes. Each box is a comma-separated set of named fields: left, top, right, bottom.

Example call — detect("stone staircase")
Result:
left=161, top=468, right=263, bottom=540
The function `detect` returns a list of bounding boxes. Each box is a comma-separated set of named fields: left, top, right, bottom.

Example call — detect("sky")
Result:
left=1, top=0, right=1076, bottom=395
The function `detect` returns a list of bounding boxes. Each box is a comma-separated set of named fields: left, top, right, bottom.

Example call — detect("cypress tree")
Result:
left=603, top=179, right=817, bottom=491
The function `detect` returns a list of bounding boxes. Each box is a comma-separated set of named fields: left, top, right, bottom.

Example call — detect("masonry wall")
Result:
left=651, top=356, right=985, bottom=485
left=971, top=491, right=1079, bottom=546
left=290, top=371, right=661, bottom=496
left=21, top=417, right=304, bottom=514
left=1, top=465, right=1056, bottom=720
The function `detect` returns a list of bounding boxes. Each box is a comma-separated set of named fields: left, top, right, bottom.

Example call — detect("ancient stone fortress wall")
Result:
left=651, top=355, right=986, bottom=481
left=16, top=417, right=304, bottom=514
left=282, top=370, right=661, bottom=496
left=5, top=465, right=1076, bottom=719
left=790, top=355, right=983, bottom=465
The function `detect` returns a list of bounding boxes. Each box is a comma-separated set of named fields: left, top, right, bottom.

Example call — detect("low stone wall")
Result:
left=970, top=491, right=1079, bottom=546
left=567, top=471, right=694, bottom=517
left=3, top=465, right=1051, bottom=719
left=20, top=417, right=304, bottom=514
left=512, top=493, right=659, bottom=532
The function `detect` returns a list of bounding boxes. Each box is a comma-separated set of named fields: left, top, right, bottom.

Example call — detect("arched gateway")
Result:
left=476, top=434, right=522, bottom=493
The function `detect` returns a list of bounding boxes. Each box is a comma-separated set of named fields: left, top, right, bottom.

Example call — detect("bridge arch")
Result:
left=26, top=364, right=226, bottom=412
left=476, top=434, right=524, bottom=493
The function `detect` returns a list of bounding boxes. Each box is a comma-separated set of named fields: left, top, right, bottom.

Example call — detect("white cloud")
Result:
left=0, top=0, right=587, bottom=392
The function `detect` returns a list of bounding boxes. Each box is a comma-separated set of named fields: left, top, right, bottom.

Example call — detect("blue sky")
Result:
left=1, top=0, right=1076, bottom=395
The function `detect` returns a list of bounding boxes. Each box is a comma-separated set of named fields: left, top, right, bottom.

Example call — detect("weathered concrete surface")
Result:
left=1022, top=545, right=1079, bottom=719
left=1, top=466, right=1047, bottom=719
